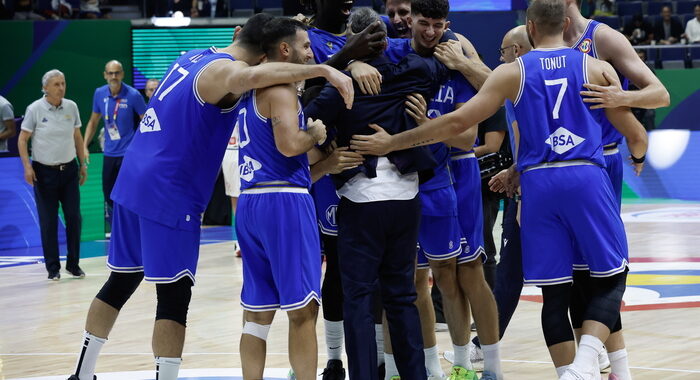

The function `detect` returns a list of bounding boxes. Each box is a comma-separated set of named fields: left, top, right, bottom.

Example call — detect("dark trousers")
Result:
left=33, top=160, right=82, bottom=274
left=337, top=196, right=426, bottom=380
left=321, top=234, right=344, bottom=322
left=481, top=186, right=501, bottom=289
left=474, top=197, right=523, bottom=347
left=102, top=155, right=123, bottom=230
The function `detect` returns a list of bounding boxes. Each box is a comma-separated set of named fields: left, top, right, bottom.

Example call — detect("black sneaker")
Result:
left=67, top=267, right=86, bottom=278
left=321, top=359, right=346, bottom=380
left=48, top=271, right=61, bottom=281
left=66, top=375, right=96, bottom=379
left=378, top=362, right=385, bottom=379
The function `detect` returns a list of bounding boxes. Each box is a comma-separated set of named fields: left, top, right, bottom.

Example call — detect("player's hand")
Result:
left=325, top=147, right=365, bottom=174
left=488, top=169, right=510, bottom=193
left=307, top=118, right=328, bottom=145
left=323, top=67, right=354, bottom=109
left=350, top=124, right=394, bottom=156
left=79, top=165, right=88, bottom=186
left=348, top=61, right=382, bottom=95
left=405, top=93, right=428, bottom=125
left=628, top=156, right=644, bottom=176
left=23, top=166, right=37, bottom=186
left=292, top=13, right=312, bottom=25
left=581, top=71, right=628, bottom=109
left=342, top=21, right=387, bottom=60
left=434, top=40, right=466, bottom=71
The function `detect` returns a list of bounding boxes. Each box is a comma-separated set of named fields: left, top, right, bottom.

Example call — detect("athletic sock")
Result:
left=324, top=319, right=344, bottom=360
left=570, top=335, right=604, bottom=378
left=155, top=357, right=182, bottom=380
left=481, top=342, right=503, bottom=378
left=74, top=331, right=106, bottom=380
left=555, top=365, right=570, bottom=377
left=608, top=349, right=632, bottom=380
left=375, top=324, right=385, bottom=365
left=384, top=353, right=398, bottom=380
left=424, top=345, right=444, bottom=377
left=452, top=343, right=471, bottom=369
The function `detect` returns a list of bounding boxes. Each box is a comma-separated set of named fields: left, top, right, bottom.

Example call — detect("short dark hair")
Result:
left=411, top=0, right=449, bottom=20
left=526, top=0, right=566, bottom=36
left=261, top=17, right=308, bottom=57
left=236, top=13, right=275, bottom=54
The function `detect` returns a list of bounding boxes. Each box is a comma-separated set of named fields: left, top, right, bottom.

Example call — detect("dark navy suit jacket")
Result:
left=305, top=53, right=450, bottom=189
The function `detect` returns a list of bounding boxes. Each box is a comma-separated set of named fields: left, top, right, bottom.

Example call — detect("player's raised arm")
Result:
left=581, top=27, right=669, bottom=109
left=350, top=63, right=518, bottom=156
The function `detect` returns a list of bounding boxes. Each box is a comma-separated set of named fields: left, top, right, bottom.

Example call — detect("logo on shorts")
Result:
left=139, top=108, right=161, bottom=133
left=578, top=38, right=592, bottom=54
left=545, top=127, right=585, bottom=154
left=325, top=205, right=337, bottom=227
left=448, top=240, right=454, bottom=250
left=239, top=155, right=262, bottom=182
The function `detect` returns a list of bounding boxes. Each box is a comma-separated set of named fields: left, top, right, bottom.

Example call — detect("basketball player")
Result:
left=66, top=14, right=354, bottom=380
left=236, top=18, right=330, bottom=380
left=350, top=1, right=648, bottom=379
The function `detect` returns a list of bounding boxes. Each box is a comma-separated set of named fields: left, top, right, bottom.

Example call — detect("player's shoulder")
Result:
left=593, top=22, right=633, bottom=57
left=257, top=83, right=298, bottom=103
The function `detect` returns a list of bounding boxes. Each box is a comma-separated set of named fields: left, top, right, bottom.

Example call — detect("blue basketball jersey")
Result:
left=308, top=28, right=346, bottom=64
left=504, top=100, right=517, bottom=159
left=237, top=90, right=311, bottom=190
left=571, top=20, right=628, bottom=145
left=513, top=48, right=605, bottom=171
left=111, top=47, right=239, bottom=229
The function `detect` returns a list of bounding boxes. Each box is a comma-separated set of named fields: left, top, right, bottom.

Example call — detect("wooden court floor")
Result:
left=1, top=202, right=700, bottom=379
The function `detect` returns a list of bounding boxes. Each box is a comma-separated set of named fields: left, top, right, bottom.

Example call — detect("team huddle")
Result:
left=63, top=0, right=669, bottom=379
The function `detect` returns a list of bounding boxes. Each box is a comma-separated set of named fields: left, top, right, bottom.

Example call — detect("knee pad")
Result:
left=583, top=271, right=627, bottom=331
left=541, top=283, right=574, bottom=347
left=96, top=271, right=144, bottom=310
left=155, top=277, right=193, bottom=326
left=611, top=313, right=622, bottom=333
left=569, top=271, right=591, bottom=329
left=242, top=321, right=271, bottom=341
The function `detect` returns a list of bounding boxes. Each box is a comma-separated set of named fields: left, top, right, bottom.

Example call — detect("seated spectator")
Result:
left=684, top=4, right=700, bottom=43
left=624, top=14, right=654, bottom=45
left=592, top=0, right=614, bottom=17
left=13, top=0, right=45, bottom=19
left=653, top=5, right=683, bottom=44
left=80, top=0, right=101, bottom=18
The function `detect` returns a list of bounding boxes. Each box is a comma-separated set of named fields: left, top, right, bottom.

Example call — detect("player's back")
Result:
left=111, top=47, right=240, bottom=228
left=237, top=90, right=311, bottom=191
left=513, top=47, right=604, bottom=172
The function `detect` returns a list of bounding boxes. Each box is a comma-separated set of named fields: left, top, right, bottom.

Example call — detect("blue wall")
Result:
left=448, top=11, right=521, bottom=69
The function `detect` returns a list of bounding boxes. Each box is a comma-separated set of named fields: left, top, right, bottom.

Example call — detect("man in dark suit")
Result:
left=653, top=5, right=684, bottom=44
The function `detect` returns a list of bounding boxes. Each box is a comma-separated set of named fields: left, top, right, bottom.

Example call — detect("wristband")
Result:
left=630, top=154, right=645, bottom=164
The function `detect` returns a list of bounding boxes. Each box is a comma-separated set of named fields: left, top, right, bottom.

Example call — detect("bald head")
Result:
left=104, top=59, right=124, bottom=92
left=500, top=25, right=532, bottom=63
left=105, top=60, right=123, bottom=72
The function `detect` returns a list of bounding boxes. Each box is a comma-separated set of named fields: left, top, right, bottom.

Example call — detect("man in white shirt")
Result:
left=684, top=5, right=700, bottom=43
left=0, top=95, right=16, bottom=152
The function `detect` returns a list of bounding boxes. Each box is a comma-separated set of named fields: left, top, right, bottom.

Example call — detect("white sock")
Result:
left=481, top=342, right=502, bottom=377
left=155, top=357, right=182, bottom=380
left=555, top=365, right=570, bottom=377
left=424, top=345, right=444, bottom=377
left=608, top=349, right=632, bottom=380
left=74, top=331, right=106, bottom=380
left=384, top=353, right=398, bottom=380
left=452, top=343, right=470, bottom=369
left=376, top=324, right=385, bottom=365
left=570, top=335, right=604, bottom=378
left=325, top=320, right=344, bottom=360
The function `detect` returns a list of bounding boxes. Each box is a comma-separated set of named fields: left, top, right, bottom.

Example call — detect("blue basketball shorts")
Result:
left=450, top=156, right=486, bottom=264
left=108, top=202, right=201, bottom=283
left=603, top=148, right=623, bottom=211
left=236, top=189, right=322, bottom=311
left=417, top=187, right=465, bottom=269
left=520, top=164, right=629, bottom=286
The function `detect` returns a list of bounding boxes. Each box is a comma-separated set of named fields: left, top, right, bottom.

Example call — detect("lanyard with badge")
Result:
left=105, top=98, right=122, bottom=140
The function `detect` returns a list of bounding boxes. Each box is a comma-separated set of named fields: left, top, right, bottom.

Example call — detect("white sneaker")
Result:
left=435, top=322, right=448, bottom=332
left=598, top=347, right=610, bottom=372
left=443, top=350, right=454, bottom=364
left=469, top=341, right=484, bottom=371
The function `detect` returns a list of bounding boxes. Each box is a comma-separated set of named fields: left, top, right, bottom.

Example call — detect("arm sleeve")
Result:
left=0, top=102, right=14, bottom=121
left=92, top=88, right=102, bottom=114
left=303, top=83, right=344, bottom=127
left=21, top=105, right=36, bottom=132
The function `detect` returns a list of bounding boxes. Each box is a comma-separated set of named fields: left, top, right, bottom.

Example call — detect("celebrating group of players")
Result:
left=63, top=0, right=669, bottom=379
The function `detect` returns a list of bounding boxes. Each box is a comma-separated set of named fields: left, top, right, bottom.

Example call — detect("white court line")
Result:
left=2, top=353, right=699, bottom=373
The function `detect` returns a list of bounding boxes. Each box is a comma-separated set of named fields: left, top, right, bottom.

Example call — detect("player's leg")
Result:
left=69, top=203, right=144, bottom=380
left=287, top=302, right=320, bottom=380
left=320, top=234, right=346, bottom=379
left=241, top=309, right=275, bottom=379
left=152, top=277, right=194, bottom=379
left=414, top=265, right=443, bottom=379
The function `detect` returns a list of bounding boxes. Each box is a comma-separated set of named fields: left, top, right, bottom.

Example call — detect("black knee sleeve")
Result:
left=611, top=313, right=622, bottom=333
left=96, top=271, right=144, bottom=310
left=570, top=270, right=592, bottom=329
left=155, top=277, right=193, bottom=326
left=583, top=270, right=627, bottom=331
left=321, top=235, right=344, bottom=322
left=541, top=283, right=575, bottom=347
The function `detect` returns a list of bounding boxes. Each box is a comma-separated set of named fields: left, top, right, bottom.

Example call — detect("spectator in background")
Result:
left=144, top=78, right=160, bottom=102
left=80, top=0, right=102, bottom=19
left=0, top=95, right=16, bottom=152
left=171, top=0, right=196, bottom=16
left=13, top=0, right=44, bottom=19
left=591, top=0, right=613, bottom=17
left=383, top=0, right=411, bottom=38
left=654, top=6, right=683, bottom=44
left=623, top=14, right=654, bottom=45
left=683, top=4, right=700, bottom=43
left=17, top=69, right=88, bottom=280
left=82, top=60, right=147, bottom=238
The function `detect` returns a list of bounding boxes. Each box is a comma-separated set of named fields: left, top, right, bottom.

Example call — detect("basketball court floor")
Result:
left=2, top=201, right=700, bottom=380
